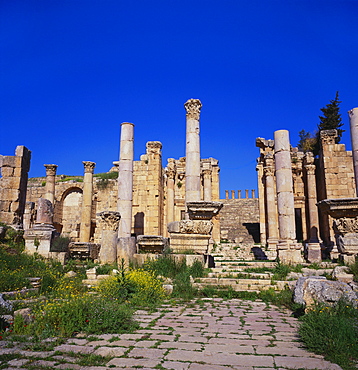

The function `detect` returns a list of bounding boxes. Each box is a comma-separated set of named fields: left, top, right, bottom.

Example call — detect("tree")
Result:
left=317, top=91, right=344, bottom=143
left=297, top=129, right=317, bottom=153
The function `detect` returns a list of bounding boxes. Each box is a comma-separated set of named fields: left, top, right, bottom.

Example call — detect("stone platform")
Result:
left=0, top=299, right=341, bottom=370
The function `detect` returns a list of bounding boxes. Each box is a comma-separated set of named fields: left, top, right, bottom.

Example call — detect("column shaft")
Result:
left=184, top=99, right=202, bottom=203
left=44, top=164, right=58, bottom=205
left=79, top=161, right=95, bottom=242
left=349, top=108, right=358, bottom=196
left=117, top=122, right=134, bottom=238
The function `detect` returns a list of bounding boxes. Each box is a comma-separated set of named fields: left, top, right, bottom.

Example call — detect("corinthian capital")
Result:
left=44, top=164, right=58, bottom=177
left=98, top=211, right=121, bottom=231
left=184, top=99, right=202, bottom=120
left=83, top=161, right=96, bottom=174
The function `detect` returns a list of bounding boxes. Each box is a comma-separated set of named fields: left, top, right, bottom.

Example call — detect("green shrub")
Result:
left=299, top=300, right=358, bottom=370
left=348, top=258, right=358, bottom=282
left=14, top=296, right=139, bottom=338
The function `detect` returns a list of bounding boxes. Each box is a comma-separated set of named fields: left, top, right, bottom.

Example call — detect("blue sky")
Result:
left=1, top=0, right=358, bottom=198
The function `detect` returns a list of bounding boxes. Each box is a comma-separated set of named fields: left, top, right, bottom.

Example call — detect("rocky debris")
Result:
left=13, top=307, right=34, bottom=323
left=332, top=266, right=354, bottom=283
left=294, top=276, right=358, bottom=308
left=0, top=293, right=13, bottom=312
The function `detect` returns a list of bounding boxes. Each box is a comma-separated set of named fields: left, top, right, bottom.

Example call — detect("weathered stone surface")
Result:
left=294, top=276, right=358, bottom=307
left=13, top=307, right=34, bottom=323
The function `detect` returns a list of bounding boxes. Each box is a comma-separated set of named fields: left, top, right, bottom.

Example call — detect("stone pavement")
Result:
left=1, top=298, right=342, bottom=370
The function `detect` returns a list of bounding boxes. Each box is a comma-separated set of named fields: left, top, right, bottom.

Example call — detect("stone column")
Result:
left=349, top=108, right=358, bottom=196
left=44, top=164, right=58, bottom=205
left=117, top=123, right=134, bottom=238
left=238, top=190, right=241, bottom=199
left=245, top=189, right=249, bottom=199
left=251, top=189, right=255, bottom=199
left=79, top=161, right=95, bottom=243
left=274, top=129, right=302, bottom=263
left=184, top=99, right=202, bottom=204
left=98, top=211, right=120, bottom=264
left=225, top=190, right=229, bottom=200
left=117, top=122, right=136, bottom=264
left=203, top=169, right=212, bottom=202
left=166, top=158, right=176, bottom=224
left=263, top=153, right=279, bottom=256
left=256, top=161, right=266, bottom=245
left=304, top=152, right=321, bottom=262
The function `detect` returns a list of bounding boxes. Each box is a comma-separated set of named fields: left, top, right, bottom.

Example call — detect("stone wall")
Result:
left=0, top=146, right=31, bottom=227
left=219, top=198, right=260, bottom=244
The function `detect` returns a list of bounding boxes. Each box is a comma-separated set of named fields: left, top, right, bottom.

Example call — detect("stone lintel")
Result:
left=317, top=198, right=358, bottom=218
left=186, top=201, right=223, bottom=220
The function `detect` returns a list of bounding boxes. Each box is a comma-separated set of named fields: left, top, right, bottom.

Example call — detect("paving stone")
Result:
left=127, top=347, right=166, bottom=359
left=133, top=339, right=158, bottom=348
left=161, top=361, right=191, bottom=369
left=54, top=363, right=81, bottom=369
left=159, top=341, right=202, bottom=351
left=205, top=343, right=255, bottom=354
left=7, top=359, right=28, bottom=367
left=93, top=346, right=126, bottom=357
left=255, top=346, right=315, bottom=357
left=85, top=340, right=110, bottom=347
left=189, top=363, right=239, bottom=370
left=53, top=344, right=94, bottom=354
left=274, top=356, right=343, bottom=369
left=106, top=339, right=136, bottom=347
left=106, top=357, right=160, bottom=368
left=66, top=338, right=88, bottom=345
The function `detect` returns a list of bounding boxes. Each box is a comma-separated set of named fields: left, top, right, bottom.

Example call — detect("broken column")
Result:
left=349, top=108, right=358, bottom=195
left=44, top=164, right=58, bottom=205
left=117, top=122, right=136, bottom=263
left=166, top=158, right=176, bottom=224
left=263, top=152, right=278, bottom=258
left=24, top=198, right=55, bottom=257
left=274, top=129, right=303, bottom=263
left=98, top=211, right=120, bottom=264
left=184, top=98, right=202, bottom=204
left=79, top=161, right=95, bottom=243
left=304, top=152, right=321, bottom=263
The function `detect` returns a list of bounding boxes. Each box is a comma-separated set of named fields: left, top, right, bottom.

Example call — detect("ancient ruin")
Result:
left=1, top=101, right=358, bottom=267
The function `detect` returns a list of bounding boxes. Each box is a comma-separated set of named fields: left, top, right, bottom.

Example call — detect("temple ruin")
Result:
left=1, top=101, right=358, bottom=265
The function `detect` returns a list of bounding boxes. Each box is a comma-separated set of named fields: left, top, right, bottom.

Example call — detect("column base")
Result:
left=117, top=237, right=136, bottom=266
left=306, top=243, right=322, bottom=263
left=277, top=240, right=303, bottom=264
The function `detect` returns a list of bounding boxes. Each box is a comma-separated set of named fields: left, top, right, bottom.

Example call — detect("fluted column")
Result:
left=98, top=211, right=120, bottom=264
left=184, top=99, right=202, bottom=204
left=264, top=153, right=278, bottom=255
left=166, top=158, right=176, bottom=224
left=349, top=108, right=358, bottom=196
left=44, top=164, right=58, bottom=205
left=203, top=169, right=212, bottom=201
left=274, top=129, right=302, bottom=263
left=79, top=161, right=95, bottom=242
left=117, top=122, right=134, bottom=238
left=304, top=152, right=321, bottom=262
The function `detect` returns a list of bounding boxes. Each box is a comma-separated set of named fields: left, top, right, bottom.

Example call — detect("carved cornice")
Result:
left=83, top=161, right=96, bottom=174
left=179, top=220, right=213, bottom=234
left=44, top=164, right=58, bottom=177
left=184, top=99, right=202, bottom=120
left=98, top=211, right=121, bottom=231
left=334, top=216, right=358, bottom=234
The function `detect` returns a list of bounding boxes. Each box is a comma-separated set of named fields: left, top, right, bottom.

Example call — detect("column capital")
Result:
left=264, top=153, right=274, bottom=176
left=44, top=164, right=58, bottom=176
left=98, top=211, right=121, bottom=231
left=320, top=129, right=337, bottom=145
left=83, top=161, right=96, bottom=174
left=202, top=168, right=212, bottom=179
left=184, top=98, right=202, bottom=120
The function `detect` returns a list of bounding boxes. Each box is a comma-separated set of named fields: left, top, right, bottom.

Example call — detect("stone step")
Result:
left=193, top=277, right=280, bottom=292
left=207, top=271, right=272, bottom=279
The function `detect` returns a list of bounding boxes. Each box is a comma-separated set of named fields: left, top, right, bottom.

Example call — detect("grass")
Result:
left=298, top=300, right=358, bottom=370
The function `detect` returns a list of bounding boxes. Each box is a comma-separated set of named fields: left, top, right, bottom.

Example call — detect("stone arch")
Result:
left=54, top=187, right=83, bottom=239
